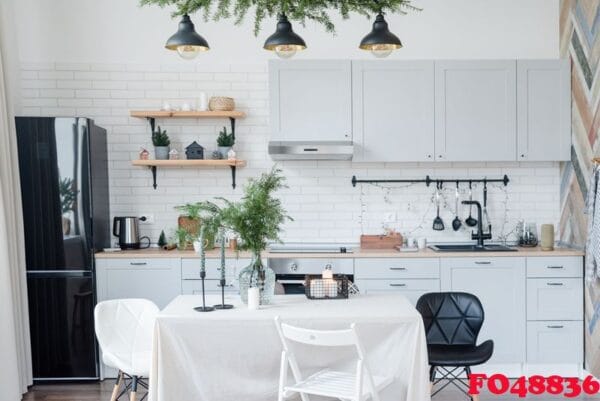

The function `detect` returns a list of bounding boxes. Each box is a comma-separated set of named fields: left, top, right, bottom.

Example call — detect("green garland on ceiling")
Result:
left=139, top=0, right=419, bottom=35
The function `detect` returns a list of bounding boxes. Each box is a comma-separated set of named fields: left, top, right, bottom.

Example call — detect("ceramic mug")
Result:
left=417, top=237, right=427, bottom=250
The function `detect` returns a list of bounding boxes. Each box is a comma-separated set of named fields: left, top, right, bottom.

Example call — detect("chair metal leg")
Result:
left=429, top=366, right=437, bottom=393
left=110, top=371, right=122, bottom=401
left=129, top=376, right=138, bottom=401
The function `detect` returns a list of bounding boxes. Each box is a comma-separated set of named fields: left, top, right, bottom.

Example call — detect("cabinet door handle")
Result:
left=547, top=325, right=564, bottom=329
left=130, top=262, right=147, bottom=266
left=546, top=282, right=564, bottom=286
left=389, top=267, right=406, bottom=271
left=546, top=266, right=564, bottom=269
left=389, top=283, right=406, bottom=287
left=475, top=261, right=491, bottom=265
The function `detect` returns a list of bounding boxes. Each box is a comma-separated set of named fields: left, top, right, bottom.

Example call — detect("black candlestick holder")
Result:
left=194, top=271, right=215, bottom=312
left=214, top=278, right=234, bottom=310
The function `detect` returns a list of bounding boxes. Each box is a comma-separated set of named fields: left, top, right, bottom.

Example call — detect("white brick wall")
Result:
left=18, top=62, right=560, bottom=245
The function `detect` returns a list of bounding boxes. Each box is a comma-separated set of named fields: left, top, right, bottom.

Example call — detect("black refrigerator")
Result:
left=16, top=117, right=110, bottom=381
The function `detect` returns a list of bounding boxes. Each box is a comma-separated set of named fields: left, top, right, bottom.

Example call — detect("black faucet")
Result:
left=461, top=200, right=492, bottom=247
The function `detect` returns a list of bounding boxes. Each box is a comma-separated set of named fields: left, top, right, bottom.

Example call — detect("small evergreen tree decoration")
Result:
left=216, top=126, right=235, bottom=147
left=158, top=230, right=167, bottom=247
left=139, top=0, right=419, bottom=35
left=152, top=126, right=170, bottom=147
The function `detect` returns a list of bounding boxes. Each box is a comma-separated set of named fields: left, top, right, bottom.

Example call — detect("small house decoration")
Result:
left=227, top=148, right=237, bottom=160
left=169, top=148, right=179, bottom=160
left=185, top=141, right=205, bottom=160
left=139, top=148, right=150, bottom=160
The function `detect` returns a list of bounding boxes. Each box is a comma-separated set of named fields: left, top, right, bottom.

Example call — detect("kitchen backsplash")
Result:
left=18, top=61, right=560, bottom=244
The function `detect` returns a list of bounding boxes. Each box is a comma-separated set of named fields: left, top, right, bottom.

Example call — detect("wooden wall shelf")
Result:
left=130, top=110, right=246, bottom=119
left=132, top=159, right=246, bottom=189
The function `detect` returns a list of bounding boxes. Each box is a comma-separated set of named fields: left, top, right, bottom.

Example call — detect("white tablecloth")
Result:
left=149, top=294, right=431, bottom=401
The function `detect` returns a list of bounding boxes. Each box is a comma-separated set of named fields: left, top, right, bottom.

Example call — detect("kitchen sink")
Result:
left=429, top=244, right=517, bottom=252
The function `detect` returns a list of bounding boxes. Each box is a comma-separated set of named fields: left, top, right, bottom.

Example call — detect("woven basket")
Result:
left=209, top=96, right=235, bottom=111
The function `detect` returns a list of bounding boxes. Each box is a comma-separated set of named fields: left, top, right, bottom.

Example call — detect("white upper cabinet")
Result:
left=435, top=60, right=517, bottom=161
left=269, top=60, right=352, bottom=141
left=517, top=60, right=571, bottom=161
left=352, top=61, right=435, bottom=162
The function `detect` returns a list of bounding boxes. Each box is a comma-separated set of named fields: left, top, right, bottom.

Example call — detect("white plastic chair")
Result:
left=94, top=299, right=159, bottom=401
left=275, top=316, right=392, bottom=401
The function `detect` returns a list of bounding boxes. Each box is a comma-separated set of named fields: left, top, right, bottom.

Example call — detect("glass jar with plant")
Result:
left=216, top=126, right=235, bottom=159
left=152, top=126, right=171, bottom=160
left=196, top=167, right=291, bottom=304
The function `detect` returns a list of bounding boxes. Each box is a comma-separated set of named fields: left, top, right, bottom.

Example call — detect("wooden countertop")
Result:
left=95, top=246, right=584, bottom=259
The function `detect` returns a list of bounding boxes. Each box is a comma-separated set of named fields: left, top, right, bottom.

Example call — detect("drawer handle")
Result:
left=130, top=262, right=147, bottom=266
left=546, top=282, right=564, bottom=286
left=547, top=266, right=564, bottom=269
left=218, top=284, right=235, bottom=288
left=547, top=325, right=564, bottom=329
left=475, top=261, right=491, bottom=265
left=389, top=267, right=407, bottom=271
left=389, top=283, right=406, bottom=287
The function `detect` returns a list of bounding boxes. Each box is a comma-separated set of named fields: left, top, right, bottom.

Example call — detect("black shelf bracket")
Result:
left=229, top=117, right=236, bottom=141
left=230, top=166, right=237, bottom=189
left=147, top=117, right=156, bottom=134
left=150, top=166, right=157, bottom=189
left=351, top=174, right=510, bottom=188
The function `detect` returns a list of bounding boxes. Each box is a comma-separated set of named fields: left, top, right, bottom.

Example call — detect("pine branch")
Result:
left=140, top=0, right=420, bottom=35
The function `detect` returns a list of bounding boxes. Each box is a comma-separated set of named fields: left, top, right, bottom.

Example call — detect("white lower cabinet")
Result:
left=441, top=257, right=527, bottom=364
left=527, top=321, right=583, bottom=364
left=95, top=257, right=182, bottom=378
left=181, top=257, right=250, bottom=294
left=526, top=278, right=583, bottom=320
left=355, top=258, right=440, bottom=305
left=96, top=258, right=181, bottom=309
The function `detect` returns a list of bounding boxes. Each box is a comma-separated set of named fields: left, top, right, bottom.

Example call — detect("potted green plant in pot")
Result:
left=175, top=202, right=216, bottom=250
left=197, top=167, right=291, bottom=305
left=152, top=126, right=170, bottom=160
left=216, top=126, right=234, bottom=159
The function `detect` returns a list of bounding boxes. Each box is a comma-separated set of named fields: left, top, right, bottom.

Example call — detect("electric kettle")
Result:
left=113, top=216, right=151, bottom=250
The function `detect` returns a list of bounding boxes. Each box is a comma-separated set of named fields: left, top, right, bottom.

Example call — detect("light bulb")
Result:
left=177, top=45, right=202, bottom=60
left=274, top=45, right=297, bottom=59
left=370, top=44, right=394, bottom=58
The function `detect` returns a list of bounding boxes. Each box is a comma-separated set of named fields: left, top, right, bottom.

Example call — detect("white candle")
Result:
left=248, top=287, right=260, bottom=310
left=198, top=93, right=208, bottom=111
left=322, top=267, right=333, bottom=280
left=310, top=279, right=324, bottom=298
left=326, top=279, right=338, bottom=298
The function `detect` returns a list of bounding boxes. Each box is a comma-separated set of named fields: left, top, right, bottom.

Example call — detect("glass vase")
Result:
left=238, top=251, right=275, bottom=305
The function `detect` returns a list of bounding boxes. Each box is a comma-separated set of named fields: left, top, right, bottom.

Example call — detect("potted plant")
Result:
left=216, top=126, right=235, bottom=159
left=175, top=202, right=215, bottom=249
left=174, top=227, right=192, bottom=251
left=196, top=167, right=291, bottom=304
left=152, top=126, right=171, bottom=160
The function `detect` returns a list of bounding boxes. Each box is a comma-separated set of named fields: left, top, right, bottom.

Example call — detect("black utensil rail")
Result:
left=351, top=175, right=510, bottom=188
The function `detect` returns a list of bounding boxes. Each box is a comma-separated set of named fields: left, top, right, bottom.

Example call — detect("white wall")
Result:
left=11, top=0, right=561, bottom=245
left=11, top=0, right=558, bottom=64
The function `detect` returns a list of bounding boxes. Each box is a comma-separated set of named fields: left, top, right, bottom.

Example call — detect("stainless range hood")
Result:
left=268, top=140, right=354, bottom=160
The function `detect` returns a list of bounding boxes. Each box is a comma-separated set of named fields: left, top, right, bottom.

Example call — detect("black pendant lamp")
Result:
left=165, top=14, right=209, bottom=60
left=359, top=13, right=402, bottom=58
left=263, top=13, right=306, bottom=59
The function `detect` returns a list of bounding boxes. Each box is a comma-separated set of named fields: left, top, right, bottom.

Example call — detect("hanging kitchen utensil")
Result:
left=465, top=181, right=477, bottom=227
left=482, top=181, right=490, bottom=228
left=452, top=182, right=462, bottom=231
left=432, top=182, right=445, bottom=231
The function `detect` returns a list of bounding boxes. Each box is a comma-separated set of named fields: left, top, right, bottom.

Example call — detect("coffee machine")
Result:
left=113, top=217, right=151, bottom=250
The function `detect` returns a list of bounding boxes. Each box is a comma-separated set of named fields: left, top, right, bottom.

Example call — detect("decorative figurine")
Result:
left=139, top=147, right=150, bottom=160
left=185, top=141, right=205, bottom=160
left=211, top=150, right=222, bottom=160
left=169, top=148, right=179, bottom=160
left=227, top=148, right=236, bottom=160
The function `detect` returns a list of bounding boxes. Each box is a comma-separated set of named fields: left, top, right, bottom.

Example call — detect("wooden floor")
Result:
left=21, top=380, right=600, bottom=400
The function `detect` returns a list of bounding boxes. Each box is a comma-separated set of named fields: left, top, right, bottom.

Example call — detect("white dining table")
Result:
left=149, top=293, right=431, bottom=401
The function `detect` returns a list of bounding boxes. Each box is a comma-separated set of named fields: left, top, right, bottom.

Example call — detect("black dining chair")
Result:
left=416, top=292, right=494, bottom=400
